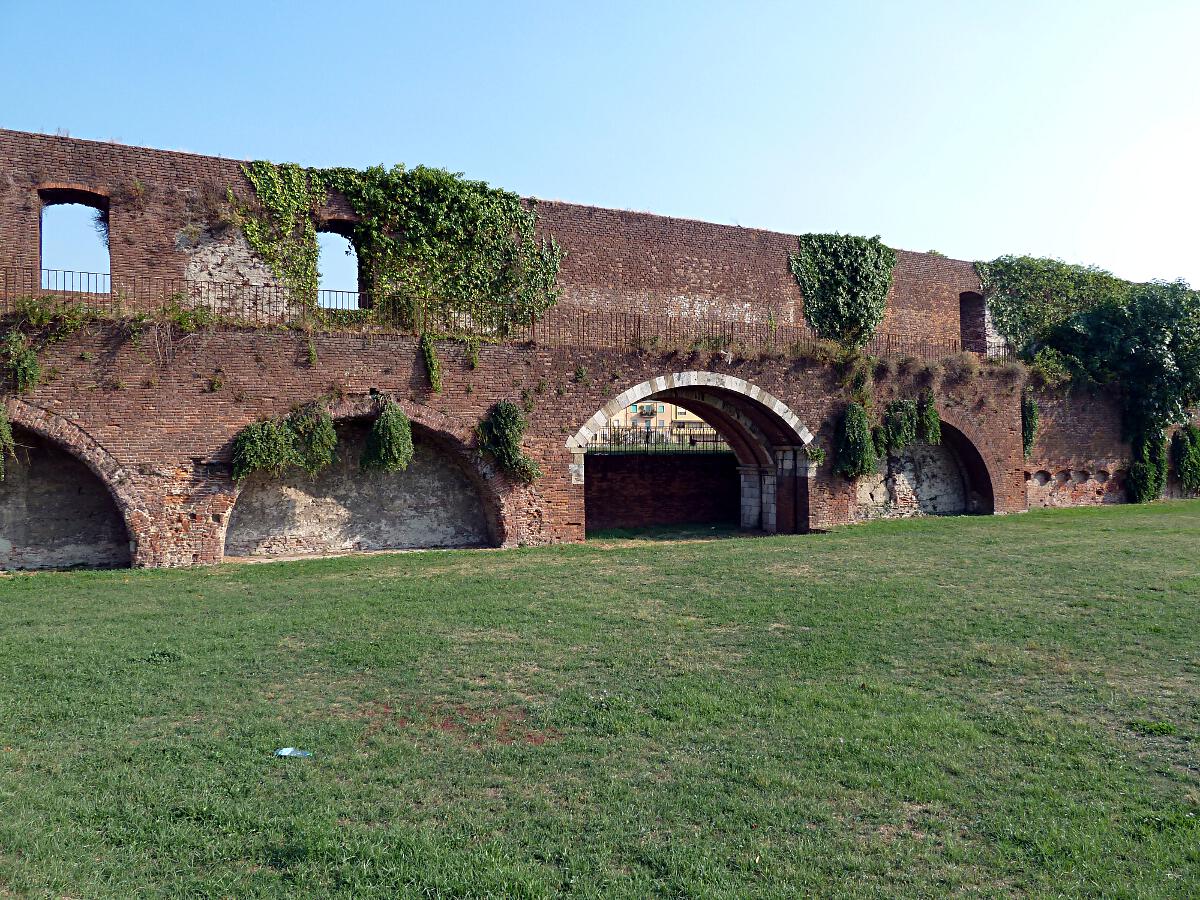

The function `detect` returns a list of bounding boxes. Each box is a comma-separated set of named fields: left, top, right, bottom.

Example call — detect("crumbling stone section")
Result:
left=855, top=442, right=971, bottom=519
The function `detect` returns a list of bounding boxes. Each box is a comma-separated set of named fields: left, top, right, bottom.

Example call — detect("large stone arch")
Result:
left=2, top=399, right=140, bottom=567
left=569, top=372, right=816, bottom=533
left=221, top=396, right=512, bottom=558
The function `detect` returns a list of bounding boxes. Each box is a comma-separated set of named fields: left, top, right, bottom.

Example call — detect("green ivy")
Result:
left=2, top=332, right=40, bottom=393
left=231, top=419, right=299, bottom=481
left=833, top=401, right=878, bottom=479
left=790, top=234, right=896, bottom=348
left=882, top=400, right=918, bottom=453
left=1171, top=424, right=1200, bottom=495
left=478, top=400, right=540, bottom=483
left=1127, top=428, right=1168, bottom=504
left=976, top=255, right=1131, bottom=351
left=317, top=164, right=562, bottom=335
left=234, top=162, right=326, bottom=305
left=917, top=391, right=941, bottom=445
left=231, top=401, right=337, bottom=481
left=802, top=444, right=826, bottom=466
left=420, top=333, right=442, bottom=393
left=1021, top=392, right=1039, bottom=459
left=0, top=406, right=15, bottom=481
left=360, top=399, right=414, bottom=473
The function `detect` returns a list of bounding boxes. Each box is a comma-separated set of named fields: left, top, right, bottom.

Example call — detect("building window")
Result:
left=39, top=188, right=110, bottom=292
left=317, top=228, right=360, bottom=310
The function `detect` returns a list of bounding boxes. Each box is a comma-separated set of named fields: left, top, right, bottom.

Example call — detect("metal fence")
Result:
left=586, top=426, right=732, bottom=454
left=0, top=266, right=988, bottom=361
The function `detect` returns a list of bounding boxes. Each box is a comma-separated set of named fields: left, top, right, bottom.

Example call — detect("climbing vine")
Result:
left=1021, top=391, right=1039, bottom=459
left=881, top=399, right=918, bottom=454
left=790, top=234, right=896, bottom=349
left=917, top=390, right=941, bottom=445
left=2, top=332, right=40, bottom=393
left=477, top=400, right=540, bottom=483
left=1127, top=428, right=1168, bottom=504
left=234, top=160, right=563, bottom=335
left=420, top=333, right=442, bottom=393
left=833, top=401, right=877, bottom=479
left=233, top=162, right=326, bottom=305
left=975, top=255, right=1131, bottom=351
left=361, top=398, right=414, bottom=473
left=231, top=400, right=337, bottom=481
left=1171, top=424, right=1200, bottom=495
left=0, top=406, right=14, bottom=481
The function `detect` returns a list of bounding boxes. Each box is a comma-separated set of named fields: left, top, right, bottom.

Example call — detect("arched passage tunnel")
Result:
left=0, top=424, right=133, bottom=569
left=569, top=372, right=816, bottom=535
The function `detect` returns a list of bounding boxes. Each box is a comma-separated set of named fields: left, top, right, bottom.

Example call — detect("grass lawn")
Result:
left=1, top=503, right=1198, bottom=897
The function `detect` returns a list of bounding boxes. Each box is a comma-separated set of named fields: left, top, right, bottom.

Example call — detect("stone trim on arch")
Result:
left=567, top=371, right=814, bottom=452
left=3, top=398, right=143, bottom=560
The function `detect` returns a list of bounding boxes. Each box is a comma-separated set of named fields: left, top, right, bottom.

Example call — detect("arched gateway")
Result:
left=568, top=372, right=816, bottom=533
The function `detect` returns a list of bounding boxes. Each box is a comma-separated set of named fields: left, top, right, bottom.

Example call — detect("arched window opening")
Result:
left=317, top=228, right=361, bottom=310
left=39, top=190, right=111, bottom=293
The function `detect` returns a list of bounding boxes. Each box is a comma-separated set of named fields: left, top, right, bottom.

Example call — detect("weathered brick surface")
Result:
left=0, top=128, right=1154, bottom=567
left=584, top=453, right=739, bottom=531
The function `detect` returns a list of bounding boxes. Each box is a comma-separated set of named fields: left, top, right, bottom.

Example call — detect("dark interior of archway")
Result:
left=940, top=424, right=995, bottom=513
left=0, top=426, right=131, bottom=569
left=584, top=396, right=741, bottom=534
left=224, top=420, right=495, bottom=557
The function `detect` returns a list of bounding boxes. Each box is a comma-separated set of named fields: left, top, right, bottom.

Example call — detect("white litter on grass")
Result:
left=274, top=747, right=313, bottom=758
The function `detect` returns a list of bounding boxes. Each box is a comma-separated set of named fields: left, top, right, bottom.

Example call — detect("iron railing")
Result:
left=0, top=266, right=988, bottom=361
left=586, top=426, right=732, bottom=454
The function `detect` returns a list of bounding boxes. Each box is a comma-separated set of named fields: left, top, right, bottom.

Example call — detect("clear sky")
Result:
left=4, top=0, right=1198, bottom=290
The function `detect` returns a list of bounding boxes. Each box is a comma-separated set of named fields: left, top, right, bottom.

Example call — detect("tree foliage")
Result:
left=976, top=255, right=1132, bottom=351
left=790, top=234, right=895, bottom=348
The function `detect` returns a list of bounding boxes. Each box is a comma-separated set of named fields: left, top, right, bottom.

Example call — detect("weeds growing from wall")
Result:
left=0, top=406, right=14, bottom=481
left=789, top=234, right=896, bottom=349
left=420, top=333, right=442, bottom=393
left=231, top=401, right=337, bottom=481
left=833, top=401, right=877, bottom=479
left=478, top=400, right=540, bottom=483
left=917, top=391, right=941, bottom=445
left=361, top=399, right=414, bottom=473
left=1021, top=392, right=1039, bottom=459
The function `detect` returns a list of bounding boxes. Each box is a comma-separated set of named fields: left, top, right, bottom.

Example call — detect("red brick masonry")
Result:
left=0, top=129, right=1148, bottom=566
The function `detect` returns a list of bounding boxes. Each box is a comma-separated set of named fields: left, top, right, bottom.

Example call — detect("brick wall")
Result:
left=584, top=453, right=739, bottom=532
left=1, top=128, right=979, bottom=339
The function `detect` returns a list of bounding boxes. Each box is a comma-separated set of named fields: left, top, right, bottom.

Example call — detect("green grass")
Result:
left=1, top=503, right=1198, bottom=898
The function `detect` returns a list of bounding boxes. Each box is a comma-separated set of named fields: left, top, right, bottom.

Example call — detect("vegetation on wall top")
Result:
left=233, top=161, right=563, bottom=336
left=789, top=234, right=896, bottom=349
left=980, top=251, right=1200, bottom=502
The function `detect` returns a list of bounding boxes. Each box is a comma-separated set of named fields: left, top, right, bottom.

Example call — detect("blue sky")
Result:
left=5, top=0, right=1199, bottom=290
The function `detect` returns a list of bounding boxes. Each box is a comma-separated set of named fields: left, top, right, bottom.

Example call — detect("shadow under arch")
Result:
left=937, top=419, right=996, bottom=514
left=2, top=399, right=137, bottom=567
left=569, top=372, right=815, bottom=533
left=222, top=396, right=511, bottom=558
